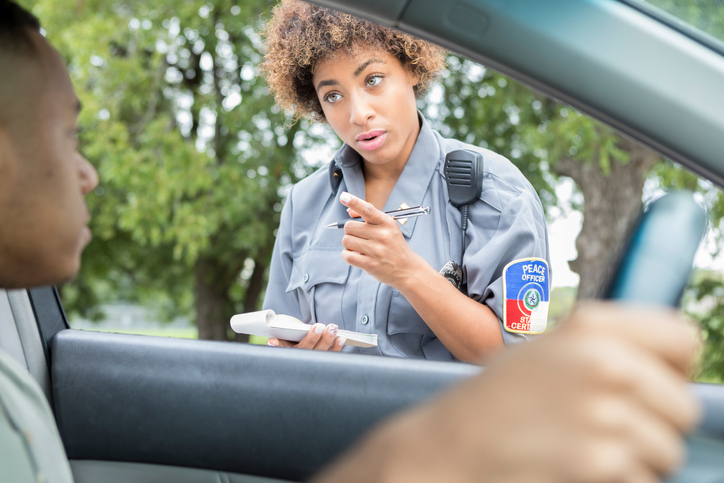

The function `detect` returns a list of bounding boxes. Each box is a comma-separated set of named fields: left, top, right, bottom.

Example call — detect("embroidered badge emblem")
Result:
left=523, top=289, right=540, bottom=310
left=502, top=258, right=550, bottom=334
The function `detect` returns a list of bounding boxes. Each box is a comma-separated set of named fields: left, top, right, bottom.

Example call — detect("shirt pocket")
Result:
left=386, top=290, right=435, bottom=358
left=387, top=291, right=434, bottom=336
left=286, top=249, right=350, bottom=325
left=387, top=291, right=455, bottom=361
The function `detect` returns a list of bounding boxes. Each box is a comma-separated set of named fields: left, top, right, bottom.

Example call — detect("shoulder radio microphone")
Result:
left=441, top=149, right=485, bottom=290
left=444, top=149, right=485, bottom=263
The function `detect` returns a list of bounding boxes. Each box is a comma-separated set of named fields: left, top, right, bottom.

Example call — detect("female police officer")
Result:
left=260, top=0, right=550, bottom=362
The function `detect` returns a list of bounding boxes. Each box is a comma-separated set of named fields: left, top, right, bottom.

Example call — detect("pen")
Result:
left=325, top=206, right=431, bottom=229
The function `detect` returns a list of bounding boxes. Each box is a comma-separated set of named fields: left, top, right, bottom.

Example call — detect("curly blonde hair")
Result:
left=260, top=0, right=446, bottom=122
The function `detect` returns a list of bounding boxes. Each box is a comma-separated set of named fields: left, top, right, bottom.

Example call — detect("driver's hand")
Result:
left=267, top=323, right=345, bottom=351
left=314, top=302, right=701, bottom=483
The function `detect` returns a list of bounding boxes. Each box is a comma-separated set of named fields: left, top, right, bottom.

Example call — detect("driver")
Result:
left=0, top=2, right=700, bottom=482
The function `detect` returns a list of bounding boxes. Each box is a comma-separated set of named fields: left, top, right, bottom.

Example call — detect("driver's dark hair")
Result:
left=0, top=0, right=41, bottom=55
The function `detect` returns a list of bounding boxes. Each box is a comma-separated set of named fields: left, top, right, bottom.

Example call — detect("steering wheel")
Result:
left=602, top=191, right=706, bottom=306
left=600, top=191, right=724, bottom=482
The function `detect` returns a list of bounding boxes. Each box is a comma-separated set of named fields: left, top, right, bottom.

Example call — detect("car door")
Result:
left=0, top=283, right=479, bottom=482
left=7, top=0, right=724, bottom=482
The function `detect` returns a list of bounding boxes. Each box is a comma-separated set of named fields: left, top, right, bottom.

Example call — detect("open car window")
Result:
left=45, top=0, right=723, bottom=384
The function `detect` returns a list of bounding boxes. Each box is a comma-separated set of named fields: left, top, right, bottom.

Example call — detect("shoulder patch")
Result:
left=502, top=258, right=550, bottom=334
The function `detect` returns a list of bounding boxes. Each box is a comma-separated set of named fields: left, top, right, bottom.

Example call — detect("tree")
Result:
left=432, top=2, right=724, bottom=379
left=432, top=56, right=663, bottom=299
left=29, top=0, right=328, bottom=339
left=27, top=0, right=724, bottom=352
left=433, top=51, right=722, bottom=300
left=682, top=269, right=724, bottom=382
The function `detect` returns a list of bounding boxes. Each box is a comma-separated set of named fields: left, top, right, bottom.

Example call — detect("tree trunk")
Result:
left=553, top=137, right=659, bottom=300
left=194, top=256, right=242, bottom=340
left=234, top=256, right=268, bottom=343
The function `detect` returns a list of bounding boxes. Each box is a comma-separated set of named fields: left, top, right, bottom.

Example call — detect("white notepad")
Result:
left=230, top=310, right=377, bottom=348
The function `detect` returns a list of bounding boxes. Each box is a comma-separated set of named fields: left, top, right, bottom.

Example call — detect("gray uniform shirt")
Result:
left=263, top=113, right=550, bottom=360
left=0, top=349, right=74, bottom=483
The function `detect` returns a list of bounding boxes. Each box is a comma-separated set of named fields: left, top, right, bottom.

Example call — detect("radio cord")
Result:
left=460, top=204, right=469, bottom=266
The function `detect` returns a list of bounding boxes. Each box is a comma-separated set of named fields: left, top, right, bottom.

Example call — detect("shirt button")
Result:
left=361, top=315, right=369, bottom=324
left=303, top=274, right=309, bottom=283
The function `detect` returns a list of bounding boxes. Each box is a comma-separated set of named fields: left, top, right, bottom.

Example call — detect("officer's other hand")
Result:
left=314, top=302, right=701, bottom=483
left=267, top=323, right=345, bottom=351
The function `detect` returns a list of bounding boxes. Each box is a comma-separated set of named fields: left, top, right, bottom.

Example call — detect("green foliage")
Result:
left=648, top=161, right=724, bottom=256
left=25, top=0, right=323, bottom=324
left=683, top=269, right=724, bottom=382
left=433, top=52, right=724, bottom=381
left=425, top=57, right=557, bottom=210
left=428, top=55, right=632, bottom=214
left=20, top=0, right=724, bottom=378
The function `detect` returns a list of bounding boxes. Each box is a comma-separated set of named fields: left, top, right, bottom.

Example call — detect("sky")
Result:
left=548, top=206, right=581, bottom=288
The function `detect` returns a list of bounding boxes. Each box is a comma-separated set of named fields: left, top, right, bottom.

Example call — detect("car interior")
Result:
left=2, top=0, right=724, bottom=482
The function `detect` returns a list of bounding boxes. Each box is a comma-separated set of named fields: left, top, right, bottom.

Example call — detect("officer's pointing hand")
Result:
left=339, top=192, right=423, bottom=288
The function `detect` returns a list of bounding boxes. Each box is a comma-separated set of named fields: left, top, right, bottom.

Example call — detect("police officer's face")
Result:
left=313, top=47, right=420, bottom=170
left=0, top=30, right=98, bottom=288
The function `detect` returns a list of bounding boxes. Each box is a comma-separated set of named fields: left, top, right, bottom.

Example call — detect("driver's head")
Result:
left=0, top=0, right=98, bottom=289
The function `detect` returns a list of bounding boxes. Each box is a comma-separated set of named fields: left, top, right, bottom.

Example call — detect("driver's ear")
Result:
left=0, top=124, right=18, bottom=183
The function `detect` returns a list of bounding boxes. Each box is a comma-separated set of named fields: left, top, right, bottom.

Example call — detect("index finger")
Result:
left=339, top=192, right=388, bottom=225
left=566, top=302, right=700, bottom=375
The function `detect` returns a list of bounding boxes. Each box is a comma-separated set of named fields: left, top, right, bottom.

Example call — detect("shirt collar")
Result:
left=328, top=111, right=442, bottom=238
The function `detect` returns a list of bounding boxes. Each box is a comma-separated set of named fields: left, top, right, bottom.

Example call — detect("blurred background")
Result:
left=18, top=0, right=724, bottom=380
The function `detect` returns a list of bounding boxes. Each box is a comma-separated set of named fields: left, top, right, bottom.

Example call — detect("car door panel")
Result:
left=52, top=329, right=479, bottom=481
left=52, top=330, right=724, bottom=483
